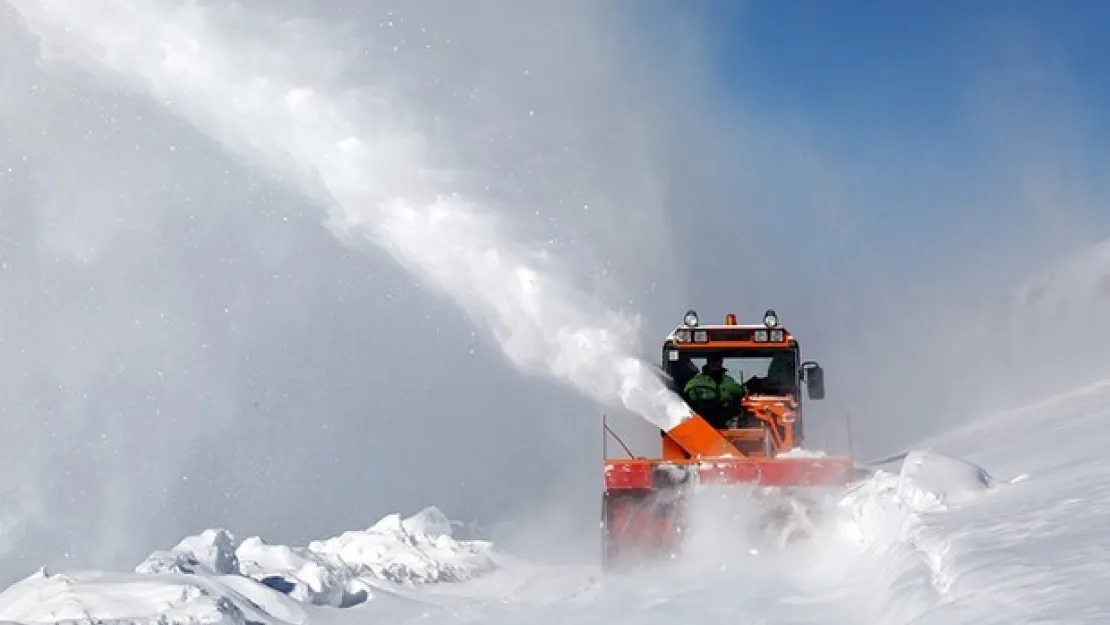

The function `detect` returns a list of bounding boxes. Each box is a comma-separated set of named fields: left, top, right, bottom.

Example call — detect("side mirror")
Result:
left=801, top=361, right=825, bottom=400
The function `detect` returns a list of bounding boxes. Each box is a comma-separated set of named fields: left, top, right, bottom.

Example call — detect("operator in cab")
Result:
left=682, top=354, right=745, bottom=429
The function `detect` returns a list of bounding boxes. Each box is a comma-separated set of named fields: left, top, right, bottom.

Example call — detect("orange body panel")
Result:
left=661, top=435, right=685, bottom=460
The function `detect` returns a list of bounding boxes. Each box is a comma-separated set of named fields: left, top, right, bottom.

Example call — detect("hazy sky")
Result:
left=1, top=0, right=1108, bottom=581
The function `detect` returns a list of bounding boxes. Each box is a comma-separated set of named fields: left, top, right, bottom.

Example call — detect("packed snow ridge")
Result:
left=0, top=506, right=498, bottom=625
left=0, top=450, right=1008, bottom=625
left=139, top=506, right=497, bottom=602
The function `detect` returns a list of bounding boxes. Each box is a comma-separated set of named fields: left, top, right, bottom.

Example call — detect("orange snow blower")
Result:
left=601, top=309, right=854, bottom=568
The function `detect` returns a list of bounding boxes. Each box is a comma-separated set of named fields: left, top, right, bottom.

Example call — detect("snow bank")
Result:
left=307, top=507, right=496, bottom=588
left=896, top=449, right=996, bottom=510
left=626, top=448, right=999, bottom=624
left=139, top=529, right=242, bottom=576
left=0, top=403, right=1092, bottom=625
left=0, top=569, right=306, bottom=625
left=0, top=507, right=497, bottom=625
left=806, top=449, right=996, bottom=621
left=148, top=506, right=498, bottom=605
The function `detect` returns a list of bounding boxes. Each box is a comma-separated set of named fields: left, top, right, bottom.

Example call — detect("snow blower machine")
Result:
left=601, top=309, right=855, bottom=568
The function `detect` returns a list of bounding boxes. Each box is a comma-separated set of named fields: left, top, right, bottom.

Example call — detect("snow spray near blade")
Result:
left=9, top=0, right=692, bottom=430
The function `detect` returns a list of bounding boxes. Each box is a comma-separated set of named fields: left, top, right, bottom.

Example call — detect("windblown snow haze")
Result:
left=1, top=0, right=704, bottom=577
left=4, top=2, right=1110, bottom=623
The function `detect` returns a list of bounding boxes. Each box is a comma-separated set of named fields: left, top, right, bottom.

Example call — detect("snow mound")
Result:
left=138, top=529, right=241, bottom=576
left=652, top=448, right=999, bottom=623
left=0, top=507, right=498, bottom=625
left=896, top=448, right=995, bottom=510
left=0, top=569, right=305, bottom=625
left=235, top=536, right=364, bottom=607
left=309, top=506, right=497, bottom=587
left=134, top=505, right=497, bottom=600
left=809, top=448, right=995, bottom=620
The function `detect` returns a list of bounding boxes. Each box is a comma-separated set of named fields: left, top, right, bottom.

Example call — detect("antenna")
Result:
left=602, top=414, right=607, bottom=457
left=603, top=419, right=635, bottom=459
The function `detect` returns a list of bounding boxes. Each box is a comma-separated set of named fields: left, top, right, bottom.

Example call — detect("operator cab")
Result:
left=658, top=309, right=825, bottom=437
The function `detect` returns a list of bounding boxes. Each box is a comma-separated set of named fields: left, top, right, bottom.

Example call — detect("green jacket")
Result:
left=683, top=372, right=745, bottom=406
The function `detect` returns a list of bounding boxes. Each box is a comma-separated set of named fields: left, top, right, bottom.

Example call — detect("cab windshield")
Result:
left=666, top=348, right=799, bottom=397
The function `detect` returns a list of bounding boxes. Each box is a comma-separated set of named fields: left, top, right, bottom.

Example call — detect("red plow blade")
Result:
left=695, top=456, right=856, bottom=487
left=604, top=456, right=855, bottom=491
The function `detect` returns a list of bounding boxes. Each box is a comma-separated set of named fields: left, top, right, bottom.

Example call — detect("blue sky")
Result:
left=705, top=1, right=1110, bottom=138
left=661, top=1, right=1110, bottom=290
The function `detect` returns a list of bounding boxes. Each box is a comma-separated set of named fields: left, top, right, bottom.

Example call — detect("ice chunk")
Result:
left=137, top=529, right=240, bottom=575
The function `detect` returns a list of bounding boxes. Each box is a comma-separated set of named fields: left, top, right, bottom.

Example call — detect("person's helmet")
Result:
left=705, top=354, right=726, bottom=372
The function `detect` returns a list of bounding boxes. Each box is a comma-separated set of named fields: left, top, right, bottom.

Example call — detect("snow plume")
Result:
left=0, top=0, right=706, bottom=586
left=7, top=1, right=691, bottom=431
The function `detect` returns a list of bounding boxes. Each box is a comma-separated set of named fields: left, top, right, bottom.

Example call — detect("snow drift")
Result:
left=0, top=448, right=1007, bottom=625
left=137, top=506, right=498, bottom=605
left=2, top=374, right=1108, bottom=624
left=0, top=570, right=309, bottom=625
left=0, top=506, right=500, bottom=625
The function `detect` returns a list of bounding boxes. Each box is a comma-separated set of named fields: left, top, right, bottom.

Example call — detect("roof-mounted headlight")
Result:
left=763, top=309, right=779, bottom=328
left=683, top=309, right=699, bottom=327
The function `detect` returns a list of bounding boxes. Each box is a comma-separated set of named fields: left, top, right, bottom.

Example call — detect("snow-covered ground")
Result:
left=1, top=375, right=1108, bottom=624
left=0, top=505, right=509, bottom=625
